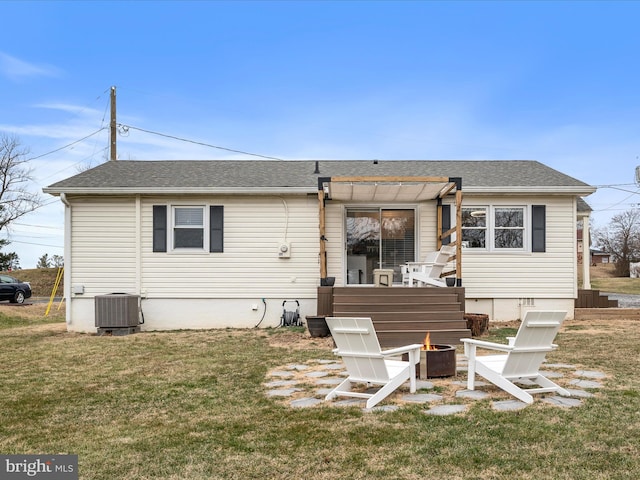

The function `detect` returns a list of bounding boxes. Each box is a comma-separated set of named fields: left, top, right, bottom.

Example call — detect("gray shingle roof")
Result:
left=43, top=159, right=595, bottom=194
left=577, top=197, right=592, bottom=214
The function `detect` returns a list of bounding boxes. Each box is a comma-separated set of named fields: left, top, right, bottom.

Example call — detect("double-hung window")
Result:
left=461, top=207, right=487, bottom=248
left=494, top=207, right=524, bottom=249
left=173, top=206, right=204, bottom=249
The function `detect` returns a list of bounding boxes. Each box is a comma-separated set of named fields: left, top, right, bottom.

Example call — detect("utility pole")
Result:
left=110, top=86, right=117, bottom=161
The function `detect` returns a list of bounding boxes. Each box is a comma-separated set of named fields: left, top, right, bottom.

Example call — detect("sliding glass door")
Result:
left=346, top=208, right=415, bottom=284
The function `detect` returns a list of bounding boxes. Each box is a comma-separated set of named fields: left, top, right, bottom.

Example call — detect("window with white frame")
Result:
left=461, top=207, right=487, bottom=248
left=493, top=207, right=524, bottom=249
left=461, top=206, right=527, bottom=251
left=153, top=205, right=224, bottom=253
left=173, top=206, right=205, bottom=249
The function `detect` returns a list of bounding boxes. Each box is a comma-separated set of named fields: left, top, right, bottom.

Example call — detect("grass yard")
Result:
left=584, top=263, right=640, bottom=295
left=1, top=304, right=639, bottom=479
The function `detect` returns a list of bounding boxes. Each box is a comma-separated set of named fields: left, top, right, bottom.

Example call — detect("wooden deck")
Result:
left=317, top=286, right=471, bottom=347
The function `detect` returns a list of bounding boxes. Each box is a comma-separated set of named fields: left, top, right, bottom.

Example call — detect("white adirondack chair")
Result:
left=325, top=317, right=422, bottom=409
left=461, top=310, right=571, bottom=404
left=404, top=244, right=456, bottom=287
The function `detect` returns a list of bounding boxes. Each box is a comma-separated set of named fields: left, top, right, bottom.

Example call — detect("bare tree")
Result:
left=0, top=133, right=42, bottom=232
left=593, top=208, right=640, bottom=276
left=52, top=254, right=64, bottom=267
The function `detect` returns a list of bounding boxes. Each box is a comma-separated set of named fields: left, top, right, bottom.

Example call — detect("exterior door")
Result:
left=346, top=208, right=415, bottom=284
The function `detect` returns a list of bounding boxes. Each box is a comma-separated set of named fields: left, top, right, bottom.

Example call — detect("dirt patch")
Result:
left=262, top=329, right=335, bottom=350
left=562, top=317, right=638, bottom=336
left=490, top=320, right=521, bottom=329
left=0, top=302, right=65, bottom=320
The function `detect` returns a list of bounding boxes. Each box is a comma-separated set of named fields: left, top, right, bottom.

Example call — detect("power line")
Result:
left=23, top=85, right=282, bottom=163
left=27, top=128, right=107, bottom=161
left=593, top=183, right=635, bottom=188
left=39, top=198, right=62, bottom=208
left=13, top=222, right=63, bottom=231
left=594, top=190, right=639, bottom=213
left=119, top=123, right=283, bottom=160
left=595, top=185, right=640, bottom=195
left=19, top=85, right=284, bottom=184
left=2, top=239, right=63, bottom=249
left=16, top=199, right=65, bottom=218
left=37, top=146, right=109, bottom=182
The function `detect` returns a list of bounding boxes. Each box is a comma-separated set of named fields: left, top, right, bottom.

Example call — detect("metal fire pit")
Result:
left=418, top=345, right=456, bottom=379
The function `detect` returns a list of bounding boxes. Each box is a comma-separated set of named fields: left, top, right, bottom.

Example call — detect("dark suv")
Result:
left=0, top=274, right=32, bottom=304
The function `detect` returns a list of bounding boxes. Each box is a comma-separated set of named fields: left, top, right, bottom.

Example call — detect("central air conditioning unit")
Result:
left=95, top=293, right=140, bottom=328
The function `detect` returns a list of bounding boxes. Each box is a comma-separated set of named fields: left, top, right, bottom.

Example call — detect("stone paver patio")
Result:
left=264, top=356, right=604, bottom=415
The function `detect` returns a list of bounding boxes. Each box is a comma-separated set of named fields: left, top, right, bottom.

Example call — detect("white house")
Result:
left=43, top=160, right=596, bottom=332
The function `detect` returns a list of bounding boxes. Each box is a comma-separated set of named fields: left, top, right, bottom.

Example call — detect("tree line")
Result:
left=0, top=251, right=63, bottom=271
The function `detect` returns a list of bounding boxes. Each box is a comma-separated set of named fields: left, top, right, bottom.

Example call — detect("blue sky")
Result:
left=1, top=0, right=638, bottom=268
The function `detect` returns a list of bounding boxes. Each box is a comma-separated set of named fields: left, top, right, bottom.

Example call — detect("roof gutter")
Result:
left=44, top=185, right=597, bottom=197
left=463, top=186, right=597, bottom=196
left=43, top=187, right=316, bottom=196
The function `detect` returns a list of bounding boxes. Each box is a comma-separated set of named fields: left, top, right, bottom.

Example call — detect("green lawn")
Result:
left=591, top=276, right=640, bottom=295
left=1, top=307, right=639, bottom=479
left=585, top=263, right=640, bottom=295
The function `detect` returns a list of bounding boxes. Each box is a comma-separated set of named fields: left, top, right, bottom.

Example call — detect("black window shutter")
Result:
left=532, top=205, right=546, bottom=252
left=441, top=204, right=451, bottom=245
left=210, top=206, right=224, bottom=253
left=153, top=205, right=167, bottom=252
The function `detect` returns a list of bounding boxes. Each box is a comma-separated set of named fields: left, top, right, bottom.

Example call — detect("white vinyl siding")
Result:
left=141, top=195, right=319, bottom=298
left=417, top=202, right=438, bottom=256
left=458, top=196, right=576, bottom=298
left=324, top=203, right=344, bottom=284
left=69, top=198, right=138, bottom=294
left=64, top=191, right=578, bottom=327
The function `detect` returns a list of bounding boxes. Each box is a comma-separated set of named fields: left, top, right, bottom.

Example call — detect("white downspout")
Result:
left=135, top=195, right=142, bottom=296
left=582, top=214, right=591, bottom=290
left=60, top=193, right=72, bottom=325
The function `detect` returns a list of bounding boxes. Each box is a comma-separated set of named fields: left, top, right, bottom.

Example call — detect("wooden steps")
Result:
left=337, top=303, right=463, bottom=313
left=575, top=289, right=618, bottom=308
left=318, top=286, right=471, bottom=347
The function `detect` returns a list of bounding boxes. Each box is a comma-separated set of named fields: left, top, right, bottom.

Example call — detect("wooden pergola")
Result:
left=317, top=175, right=463, bottom=286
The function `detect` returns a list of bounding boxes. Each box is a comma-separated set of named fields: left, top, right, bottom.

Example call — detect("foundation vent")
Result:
left=519, top=298, right=536, bottom=307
